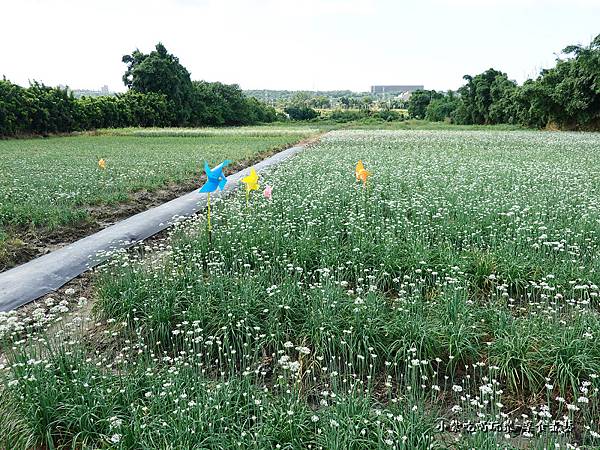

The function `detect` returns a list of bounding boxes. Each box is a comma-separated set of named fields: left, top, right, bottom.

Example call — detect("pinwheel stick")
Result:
left=245, top=189, right=249, bottom=208
left=207, top=192, right=212, bottom=239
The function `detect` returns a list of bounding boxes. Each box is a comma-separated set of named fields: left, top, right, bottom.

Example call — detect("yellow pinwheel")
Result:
left=241, top=167, right=259, bottom=206
left=355, top=160, right=370, bottom=186
left=98, top=158, right=106, bottom=170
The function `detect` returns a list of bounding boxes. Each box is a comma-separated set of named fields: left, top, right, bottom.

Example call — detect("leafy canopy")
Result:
left=122, top=43, right=194, bottom=124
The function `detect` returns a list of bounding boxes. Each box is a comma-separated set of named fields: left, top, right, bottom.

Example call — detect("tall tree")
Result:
left=425, top=91, right=460, bottom=122
left=533, top=34, right=600, bottom=128
left=454, top=69, right=516, bottom=125
left=122, top=43, right=193, bottom=125
left=408, top=90, right=441, bottom=119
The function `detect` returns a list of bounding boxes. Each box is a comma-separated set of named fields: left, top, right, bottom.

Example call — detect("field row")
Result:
left=0, top=126, right=318, bottom=270
left=2, top=130, right=600, bottom=448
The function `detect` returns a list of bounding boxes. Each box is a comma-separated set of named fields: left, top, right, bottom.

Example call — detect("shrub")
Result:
left=284, top=105, right=319, bottom=121
left=328, top=109, right=365, bottom=122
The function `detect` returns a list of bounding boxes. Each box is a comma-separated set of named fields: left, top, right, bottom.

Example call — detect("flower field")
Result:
left=2, top=129, right=600, bottom=448
left=0, top=127, right=317, bottom=269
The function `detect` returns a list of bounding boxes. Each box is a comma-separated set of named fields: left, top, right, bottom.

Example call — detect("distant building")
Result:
left=370, top=85, right=424, bottom=98
left=71, top=86, right=114, bottom=98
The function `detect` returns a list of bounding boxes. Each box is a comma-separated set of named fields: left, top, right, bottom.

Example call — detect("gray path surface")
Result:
left=0, top=143, right=306, bottom=312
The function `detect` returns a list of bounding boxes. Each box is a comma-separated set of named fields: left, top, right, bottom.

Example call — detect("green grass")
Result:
left=0, top=125, right=319, bottom=267
left=3, top=129, right=600, bottom=448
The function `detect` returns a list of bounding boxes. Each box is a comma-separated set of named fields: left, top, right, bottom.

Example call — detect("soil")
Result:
left=0, top=134, right=323, bottom=273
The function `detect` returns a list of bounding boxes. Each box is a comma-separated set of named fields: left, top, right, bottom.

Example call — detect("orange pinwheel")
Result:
left=355, top=160, right=370, bottom=186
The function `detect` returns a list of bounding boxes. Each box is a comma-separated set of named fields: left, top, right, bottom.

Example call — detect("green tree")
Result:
left=118, top=91, right=175, bottom=127
left=453, top=69, right=516, bottom=125
left=309, top=96, right=331, bottom=109
left=289, top=92, right=311, bottom=106
left=408, top=90, right=441, bottom=119
left=77, top=95, right=128, bottom=129
left=284, top=105, right=318, bottom=121
left=359, top=96, right=373, bottom=111
left=122, top=43, right=192, bottom=125
left=339, top=97, right=351, bottom=109
left=23, top=82, right=79, bottom=134
left=189, top=81, right=275, bottom=126
left=526, top=34, right=600, bottom=128
left=0, top=78, right=28, bottom=135
left=425, top=91, right=460, bottom=122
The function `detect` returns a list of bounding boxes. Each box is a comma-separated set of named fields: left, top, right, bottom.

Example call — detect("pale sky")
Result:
left=1, top=0, right=598, bottom=93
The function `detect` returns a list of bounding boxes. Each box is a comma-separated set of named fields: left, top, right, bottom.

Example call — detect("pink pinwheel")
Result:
left=263, top=185, right=272, bottom=199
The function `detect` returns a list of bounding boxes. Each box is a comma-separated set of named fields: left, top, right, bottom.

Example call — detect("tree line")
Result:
left=408, top=34, right=600, bottom=129
left=0, top=43, right=277, bottom=137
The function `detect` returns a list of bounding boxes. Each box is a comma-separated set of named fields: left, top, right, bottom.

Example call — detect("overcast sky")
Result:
left=1, top=0, right=598, bottom=93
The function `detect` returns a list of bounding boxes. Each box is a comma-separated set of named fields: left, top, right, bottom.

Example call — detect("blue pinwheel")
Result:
left=199, top=160, right=231, bottom=193
left=198, top=160, right=231, bottom=240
